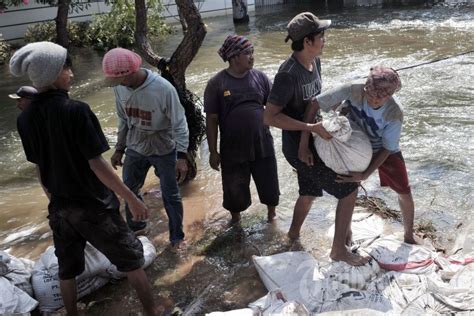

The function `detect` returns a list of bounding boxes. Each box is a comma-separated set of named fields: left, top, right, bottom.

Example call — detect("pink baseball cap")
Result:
left=102, top=48, right=142, bottom=84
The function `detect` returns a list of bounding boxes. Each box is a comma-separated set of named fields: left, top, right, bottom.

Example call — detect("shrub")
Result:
left=86, top=0, right=170, bottom=51
left=24, top=21, right=90, bottom=46
left=0, top=34, right=11, bottom=65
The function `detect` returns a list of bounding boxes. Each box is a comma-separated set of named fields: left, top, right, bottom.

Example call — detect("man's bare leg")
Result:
left=399, top=192, right=423, bottom=244
left=230, top=212, right=241, bottom=226
left=267, top=205, right=276, bottom=223
left=288, top=195, right=315, bottom=239
left=330, top=190, right=370, bottom=266
left=127, top=268, right=164, bottom=316
left=59, top=278, right=78, bottom=316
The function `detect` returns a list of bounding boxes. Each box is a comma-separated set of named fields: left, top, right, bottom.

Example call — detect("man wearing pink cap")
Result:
left=102, top=48, right=188, bottom=250
left=312, top=66, right=423, bottom=245
left=10, top=42, right=162, bottom=315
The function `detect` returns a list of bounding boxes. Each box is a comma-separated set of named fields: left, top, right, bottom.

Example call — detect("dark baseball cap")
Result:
left=285, top=12, right=331, bottom=42
left=8, top=86, right=38, bottom=99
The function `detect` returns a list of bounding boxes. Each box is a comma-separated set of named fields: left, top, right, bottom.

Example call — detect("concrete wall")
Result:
left=0, top=0, right=255, bottom=43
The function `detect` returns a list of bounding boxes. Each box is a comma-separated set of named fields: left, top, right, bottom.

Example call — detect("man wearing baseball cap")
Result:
left=264, top=12, right=369, bottom=266
left=102, top=48, right=188, bottom=250
left=8, top=86, right=37, bottom=111
left=10, top=42, right=162, bottom=315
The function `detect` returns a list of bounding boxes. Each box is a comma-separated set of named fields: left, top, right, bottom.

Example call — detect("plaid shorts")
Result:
left=378, top=151, right=411, bottom=194
left=48, top=203, right=145, bottom=280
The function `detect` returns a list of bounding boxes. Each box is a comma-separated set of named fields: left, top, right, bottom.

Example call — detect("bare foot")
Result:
left=229, top=212, right=241, bottom=226
left=404, top=233, right=424, bottom=245
left=169, top=239, right=187, bottom=253
left=287, top=228, right=300, bottom=240
left=267, top=209, right=276, bottom=223
left=330, top=250, right=371, bottom=266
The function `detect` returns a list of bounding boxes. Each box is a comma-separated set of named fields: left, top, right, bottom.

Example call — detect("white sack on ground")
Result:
left=0, top=251, right=34, bottom=296
left=314, top=116, right=372, bottom=175
left=319, top=290, right=393, bottom=314
left=366, top=236, right=436, bottom=273
left=434, top=253, right=474, bottom=281
left=449, top=263, right=474, bottom=288
left=32, top=236, right=157, bottom=312
left=252, top=252, right=350, bottom=312
left=205, top=308, right=257, bottom=316
left=321, top=257, right=380, bottom=290
left=0, top=276, right=38, bottom=314
left=365, top=271, right=440, bottom=312
left=327, top=213, right=384, bottom=248
left=261, top=290, right=309, bottom=316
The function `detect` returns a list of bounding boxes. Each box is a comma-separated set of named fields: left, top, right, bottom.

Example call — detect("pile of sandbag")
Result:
left=0, top=236, right=157, bottom=314
left=0, top=251, right=38, bottom=314
left=240, top=217, right=474, bottom=315
left=32, top=236, right=157, bottom=312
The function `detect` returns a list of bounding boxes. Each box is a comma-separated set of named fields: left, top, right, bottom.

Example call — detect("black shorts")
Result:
left=221, top=155, right=280, bottom=213
left=48, top=203, right=145, bottom=280
left=285, top=151, right=358, bottom=199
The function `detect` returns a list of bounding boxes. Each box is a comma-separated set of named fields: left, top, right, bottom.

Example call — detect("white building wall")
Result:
left=0, top=0, right=255, bottom=43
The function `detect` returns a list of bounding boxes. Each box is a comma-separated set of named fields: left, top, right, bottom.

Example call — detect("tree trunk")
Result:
left=135, top=0, right=207, bottom=181
left=56, top=0, right=70, bottom=47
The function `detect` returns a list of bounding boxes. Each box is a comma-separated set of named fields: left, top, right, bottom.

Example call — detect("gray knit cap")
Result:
left=9, top=41, right=67, bottom=88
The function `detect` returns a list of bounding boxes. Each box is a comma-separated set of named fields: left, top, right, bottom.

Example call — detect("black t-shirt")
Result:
left=17, top=89, right=119, bottom=210
left=204, top=69, right=275, bottom=164
left=267, top=55, right=322, bottom=158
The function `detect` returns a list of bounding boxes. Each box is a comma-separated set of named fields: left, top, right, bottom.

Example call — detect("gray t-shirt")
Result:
left=267, top=54, right=322, bottom=158
left=204, top=68, right=275, bottom=163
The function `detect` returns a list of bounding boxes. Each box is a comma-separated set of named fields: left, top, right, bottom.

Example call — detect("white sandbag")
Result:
left=319, top=290, right=393, bottom=314
left=434, top=253, right=474, bottom=281
left=32, top=236, right=157, bottom=312
left=401, top=293, right=455, bottom=315
left=366, top=236, right=436, bottom=274
left=252, top=252, right=351, bottom=313
left=0, top=277, right=38, bottom=314
left=261, top=290, right=309, bottom=316
left=426, top=277, right=474, bottom=311
left=314, top=116, right=372, bottom=175
left=318, top=309, right=385, bottom=316
left=107, top=236, right=157, bottom=279
left=0, top=251, right=34, bottom=297
left=327, top=213, right=384, bottom=248
left=31, top=266, right=110, bottom=312
left=449, top=263, right=474, bottom=288
left=322, top=257, right=380, bottom=290
left=206, top=308, right=257, bottom=316
left=39, top=242, right=113, bottom=280
left=39, top=236, right=156, bottom=280
left=365, top=271, right=441, bottom=312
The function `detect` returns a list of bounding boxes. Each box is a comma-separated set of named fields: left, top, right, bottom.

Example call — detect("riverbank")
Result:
left=39, top=175, right=454, bottom=315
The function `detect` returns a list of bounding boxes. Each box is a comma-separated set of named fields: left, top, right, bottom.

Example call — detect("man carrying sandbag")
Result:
left=310, top=66, right=422, bottom=245
left=264, top=12, right=369, bottom=266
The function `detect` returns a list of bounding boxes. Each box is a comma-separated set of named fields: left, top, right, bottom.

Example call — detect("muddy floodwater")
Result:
left=0, top=1, right=472, bottom=314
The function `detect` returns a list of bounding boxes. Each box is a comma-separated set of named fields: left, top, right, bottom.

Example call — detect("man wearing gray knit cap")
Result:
left=10, top=42, right=163, bottom=315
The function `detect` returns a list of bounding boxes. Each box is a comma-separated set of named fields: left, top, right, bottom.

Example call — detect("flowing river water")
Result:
left=0, top=1, right=472, bottom=293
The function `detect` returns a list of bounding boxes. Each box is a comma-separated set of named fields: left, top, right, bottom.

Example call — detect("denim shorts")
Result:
left=48, top=203, right=145, bottom=280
